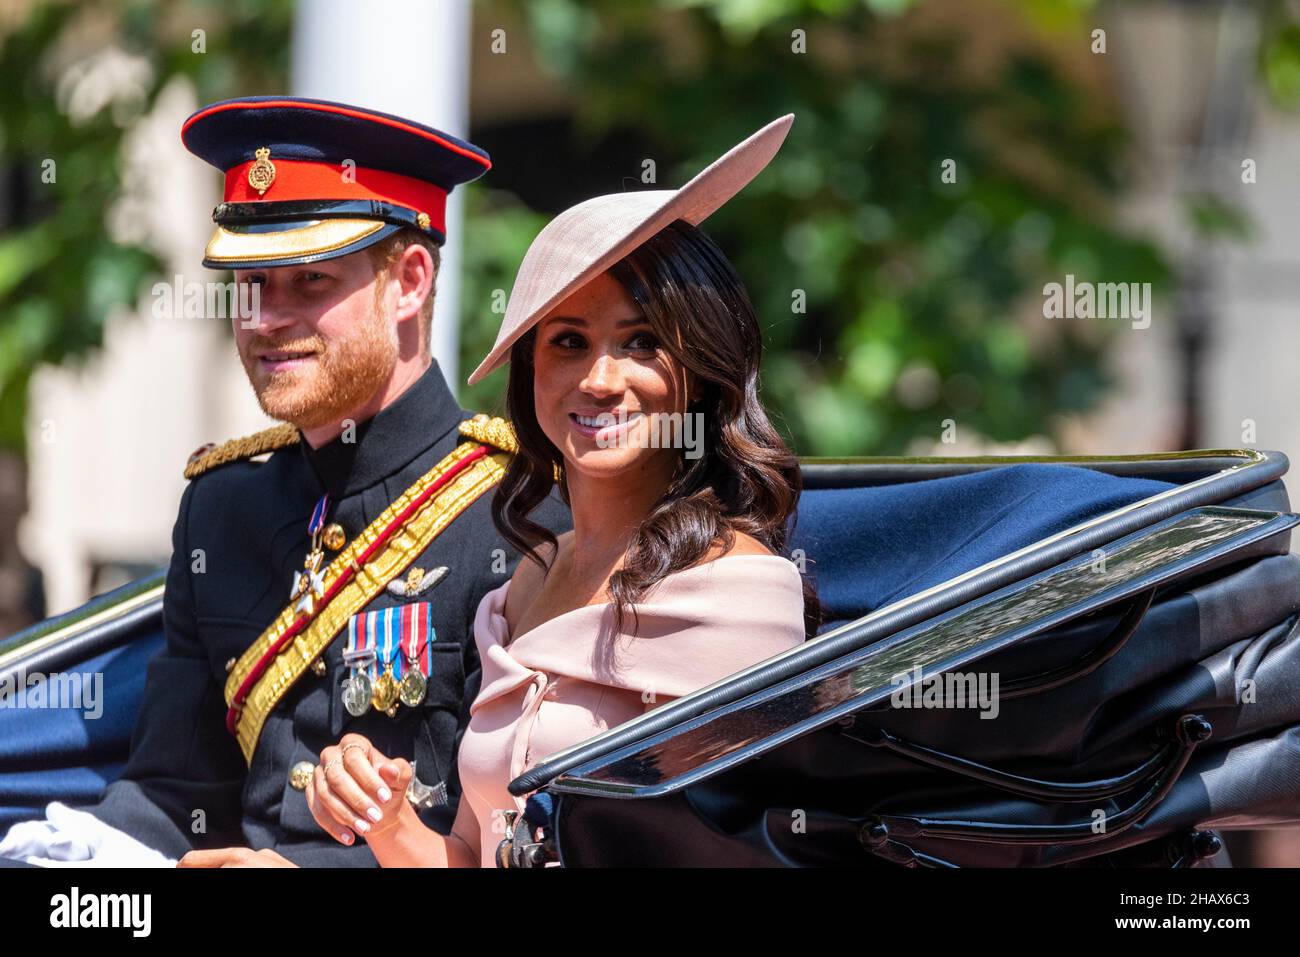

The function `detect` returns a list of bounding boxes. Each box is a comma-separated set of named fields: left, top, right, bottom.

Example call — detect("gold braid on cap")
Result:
left=183, top=424, right=301, bottom=480
left=458, top=414, right=518, bottom=454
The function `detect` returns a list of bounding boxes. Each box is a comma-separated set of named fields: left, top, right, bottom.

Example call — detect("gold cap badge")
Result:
left=248, top=146, right=276, bottom=196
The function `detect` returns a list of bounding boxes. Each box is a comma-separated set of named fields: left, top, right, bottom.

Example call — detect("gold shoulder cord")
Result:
left=223, top=417, right=516, bottom=763
left=187, top=416, right=514, bottom=480
left=184, top=424, right=300, bottom=480
left=459, top=413, right=563, bottom=482
left=459, top=413, right=517, bottom=454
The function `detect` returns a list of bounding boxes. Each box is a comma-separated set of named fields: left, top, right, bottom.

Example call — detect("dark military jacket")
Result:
left=87, top=362, right=571, bottom=865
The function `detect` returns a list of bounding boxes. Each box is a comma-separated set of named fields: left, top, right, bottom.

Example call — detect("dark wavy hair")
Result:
left=491, top=218, right=822, bottom=640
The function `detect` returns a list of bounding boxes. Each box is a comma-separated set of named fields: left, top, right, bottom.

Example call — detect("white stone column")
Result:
left=291, top=0, right=474, bottom=392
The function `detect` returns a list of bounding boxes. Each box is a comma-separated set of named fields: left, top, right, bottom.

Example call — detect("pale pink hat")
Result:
left=467, top=114, right=795, bottom=385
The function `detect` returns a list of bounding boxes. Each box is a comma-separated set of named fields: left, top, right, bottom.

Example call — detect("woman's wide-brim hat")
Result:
left=467, top=114, right=795, bottom=386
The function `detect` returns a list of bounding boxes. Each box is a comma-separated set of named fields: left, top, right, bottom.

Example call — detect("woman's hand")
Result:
left=306, top=732, right=477, bottom=866
left=307, top=733, right=414, bottom=845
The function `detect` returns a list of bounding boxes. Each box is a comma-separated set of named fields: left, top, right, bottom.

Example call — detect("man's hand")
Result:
left=307, top=733, right=414, bottom=845
left=176, top=847, right=298, bottom=868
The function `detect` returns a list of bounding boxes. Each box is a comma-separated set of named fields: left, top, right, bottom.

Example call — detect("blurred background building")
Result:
left=1, top=0, right=1298, bottom=861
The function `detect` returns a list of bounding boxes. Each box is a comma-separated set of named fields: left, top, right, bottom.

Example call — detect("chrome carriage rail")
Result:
left=0, top=569, right=165, bottom=680
left=538, top=505, right=1298, bottom=799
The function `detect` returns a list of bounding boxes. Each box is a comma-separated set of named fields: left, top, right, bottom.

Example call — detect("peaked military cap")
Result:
left=181, top=95, right=492, bottom=269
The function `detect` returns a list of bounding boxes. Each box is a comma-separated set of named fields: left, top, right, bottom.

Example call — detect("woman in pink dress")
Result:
left=306, top=115, right=819, bottom=866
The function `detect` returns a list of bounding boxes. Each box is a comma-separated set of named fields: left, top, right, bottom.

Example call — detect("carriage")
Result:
left=4, top=448, right=1299, bottom=867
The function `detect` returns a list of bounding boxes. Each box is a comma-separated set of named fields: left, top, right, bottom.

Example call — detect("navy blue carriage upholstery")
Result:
left=794, top=463, right=1175, bottom=631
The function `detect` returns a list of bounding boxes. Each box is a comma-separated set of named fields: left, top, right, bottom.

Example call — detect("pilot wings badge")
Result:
left=387, top=565, right=449, bottom=599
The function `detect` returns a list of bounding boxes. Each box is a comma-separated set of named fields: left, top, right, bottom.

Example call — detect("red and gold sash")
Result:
left=222, top=416, right=516, bottom=763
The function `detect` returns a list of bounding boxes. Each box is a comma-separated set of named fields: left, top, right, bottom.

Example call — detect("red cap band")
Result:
left=223, top=157, right=448, bottom=235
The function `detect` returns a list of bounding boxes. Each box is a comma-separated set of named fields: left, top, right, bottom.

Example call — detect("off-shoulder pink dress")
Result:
left=451, top=554, right=807, bottom=867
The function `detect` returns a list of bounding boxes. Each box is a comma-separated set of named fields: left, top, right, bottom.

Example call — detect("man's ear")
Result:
left=393, top=242, right=436, bottom=322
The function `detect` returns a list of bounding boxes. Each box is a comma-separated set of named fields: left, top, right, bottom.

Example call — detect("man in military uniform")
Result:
left=0, top=96, right=569, bottom=867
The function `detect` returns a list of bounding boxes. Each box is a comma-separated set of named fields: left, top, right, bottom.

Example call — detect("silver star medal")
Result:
left=292, top=562, right=326, bottom=616
left=292, top=495, right=333, bottom=616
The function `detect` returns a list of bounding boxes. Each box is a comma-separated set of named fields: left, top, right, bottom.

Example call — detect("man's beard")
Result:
left=238, top=313, right=399, bottom=433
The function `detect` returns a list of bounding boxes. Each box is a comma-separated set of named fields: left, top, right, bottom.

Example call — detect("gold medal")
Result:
left=371, top=666, right=399, bottom=712
left=399, top=667, right=427, bottom=707
left=322, top=523, right=346, bottom=551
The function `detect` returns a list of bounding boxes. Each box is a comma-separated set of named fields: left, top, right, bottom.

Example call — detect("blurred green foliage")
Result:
left=0, top=0, right=293, bottom=455
left=9, top=0, right=1289, bottom=461
left=458, top=186, right=551, bottom=415
left=1262, top=1, right=1300, bottom=109
left=471, top=0, right=1173, bottom=455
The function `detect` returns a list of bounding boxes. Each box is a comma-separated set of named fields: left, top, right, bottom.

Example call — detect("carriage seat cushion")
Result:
left=0, top=633, right=163, bottom=834
left=791, top=463, right=1177, bottom=631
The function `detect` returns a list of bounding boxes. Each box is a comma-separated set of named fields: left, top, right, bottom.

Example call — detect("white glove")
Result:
left=0, top=802, right=176, bottom=867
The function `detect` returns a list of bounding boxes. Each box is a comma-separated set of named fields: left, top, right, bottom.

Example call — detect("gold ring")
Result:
left=323, top=756, right=343, bottom=775
left=341, top=742, right=367, bottom=759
